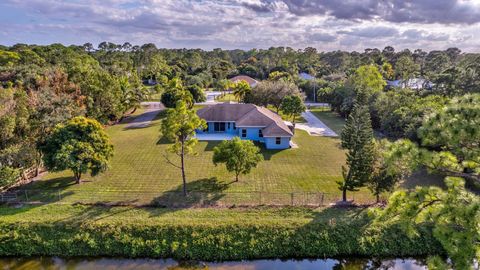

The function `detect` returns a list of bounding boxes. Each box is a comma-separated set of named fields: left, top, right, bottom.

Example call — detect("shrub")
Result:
left=0, top=206, right=443, bottom=260
left=0, top=166, right=19, bottom=188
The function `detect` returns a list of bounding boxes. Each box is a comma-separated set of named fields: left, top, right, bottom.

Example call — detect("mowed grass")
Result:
left=23, top=109, right=353, bottom=205
left=309, top=107, right=346, bottom=134
left=215, top=93, right=238, bottom=102
left=22, top=108, right=444, bottom=205
left=0, top=204, right=354, bottom=226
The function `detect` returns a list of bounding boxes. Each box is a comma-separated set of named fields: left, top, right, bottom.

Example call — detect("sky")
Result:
left=1, top=0, right=480, bottom=52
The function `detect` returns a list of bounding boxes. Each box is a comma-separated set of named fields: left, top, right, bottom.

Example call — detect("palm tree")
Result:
left=232, top=80, right=251, bottom=102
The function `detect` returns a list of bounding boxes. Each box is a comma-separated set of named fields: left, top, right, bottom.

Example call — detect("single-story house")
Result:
left=229, top=75, right=258, bottom=88
left=196, top=103, right=293, bottom=149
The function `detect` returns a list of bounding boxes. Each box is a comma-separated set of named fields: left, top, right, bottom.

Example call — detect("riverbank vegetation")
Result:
left=0, top=204, right=442, bottom=260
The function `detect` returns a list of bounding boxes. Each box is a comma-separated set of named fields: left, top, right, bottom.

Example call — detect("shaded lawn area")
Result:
left=21, top=108, right=446, bottom=205
left=0, top=204, right=360, bottom=226
left=309, top=107, right=346, bottom=134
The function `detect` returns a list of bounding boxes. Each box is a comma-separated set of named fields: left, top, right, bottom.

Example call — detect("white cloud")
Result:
left=0, top=0, right=479, bottom=52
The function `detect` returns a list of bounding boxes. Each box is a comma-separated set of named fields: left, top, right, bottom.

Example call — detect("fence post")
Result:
left=24, top=190, right=29, bottom=202
left=321, top=193, right=324, bottom=206
left=58, top=191, right=61, bottom=201
left=258, top=191, right=262, bottom=205
left=290, top=193, right=294, bottom=206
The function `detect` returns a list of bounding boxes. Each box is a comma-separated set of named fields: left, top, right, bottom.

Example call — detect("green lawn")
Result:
left=309, top=107, right=346, bottom=134
left=215, top=93, right=238, bottom=102
left=18, top=108, right=444, bottom=206
left=21, top=110, right=355, bottom=205
left=0, top=204, right=351, bottom=225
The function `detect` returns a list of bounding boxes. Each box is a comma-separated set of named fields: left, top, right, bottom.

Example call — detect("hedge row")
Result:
left=0, top=215, right=443, bottom=260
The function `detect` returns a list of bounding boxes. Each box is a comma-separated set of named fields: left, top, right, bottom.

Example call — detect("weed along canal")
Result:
left=0, top=257, right=429, bottom=269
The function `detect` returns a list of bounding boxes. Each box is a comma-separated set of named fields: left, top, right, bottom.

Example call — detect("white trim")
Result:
left=263, top=135, right=292, bottom=138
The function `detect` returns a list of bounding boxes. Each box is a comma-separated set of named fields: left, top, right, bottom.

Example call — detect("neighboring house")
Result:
left=299, top=72, right=315, bottom=81
left=196, top=103, right=293, bottom=149
left=386, top=78, right=434, bottom=90
left=229, top=75, right=258, bottom=88
left=143, top=78, right=157, bottom=85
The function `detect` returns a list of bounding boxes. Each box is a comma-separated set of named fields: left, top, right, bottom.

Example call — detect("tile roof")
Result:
left=229, top=75, right=258, bottom=87
left=197, top=103, right=293, bottom=137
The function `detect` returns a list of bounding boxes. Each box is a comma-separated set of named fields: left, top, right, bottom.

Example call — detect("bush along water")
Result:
left=0, top=210, right=443, bottom=260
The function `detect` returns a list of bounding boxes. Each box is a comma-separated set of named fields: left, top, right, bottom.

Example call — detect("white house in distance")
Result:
left=386, top=78, right=434, bottom=90
left=229, top=75, right=258, bottom=88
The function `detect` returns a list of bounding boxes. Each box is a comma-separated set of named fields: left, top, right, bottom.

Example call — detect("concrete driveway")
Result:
left=295, top=110, right=338, bottom=137
left=126, top=102, right=164, bottom=129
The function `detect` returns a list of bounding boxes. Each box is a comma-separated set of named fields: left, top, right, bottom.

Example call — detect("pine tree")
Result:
left=338, top=101, right=375, bottom=202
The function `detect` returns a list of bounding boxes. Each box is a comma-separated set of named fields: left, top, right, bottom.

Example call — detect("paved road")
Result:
left=295, top=110, right=338, bottom=137
left=126, top=102, right=164, bottom=129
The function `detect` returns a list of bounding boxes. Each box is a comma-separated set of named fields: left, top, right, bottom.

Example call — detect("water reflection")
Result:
left=0, top=257, right=427, bottom=270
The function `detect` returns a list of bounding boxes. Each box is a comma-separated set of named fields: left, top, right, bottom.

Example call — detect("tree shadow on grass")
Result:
left=53, top=203, right=138, bottom=225
left=203, top=141, right=221, bottom=151
left=122, top=110, right=166, bottom=130
left=149, top=177, right=230, bottom=210
left=156, top=135, right=171, bottom=145
left=0, top=176, right=80, bottom=216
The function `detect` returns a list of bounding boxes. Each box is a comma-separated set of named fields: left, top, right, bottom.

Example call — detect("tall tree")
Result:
left=280, top=95, right=306, bottom=128
left=376, top=177, right=479, bottom=269
left=232, top=80, right=252, bottom=102
left=350, top=65, right=386, bottom=99
left=245, top=80, right=301, bottom=112
left=367, top=140, right=405, bottom=203
left=41, top=117, right=114, bottom=184
left=394, top=55, right=419, bottom=80
left=338, top=103, right=375, bottom=202
left=161, top=101, right=206, bottom=196
left=385, top=94, right=480, bottom=183
left=212, top=137, right=263, bottom=182
left=161, top=78, right=193, bottom=108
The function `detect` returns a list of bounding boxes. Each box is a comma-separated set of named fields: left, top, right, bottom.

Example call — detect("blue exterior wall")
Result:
left=264, top=137, right=291, bottom=149
left=238, top=127, right=265, bottom=143
left=198, top=123, right=291, bottom=149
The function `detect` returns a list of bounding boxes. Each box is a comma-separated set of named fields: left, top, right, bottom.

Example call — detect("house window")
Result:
left=275, top=137, right=281, bottom=144
left=259, top=130, right=263, bottom=138
left=214, top=122, right=226, bottom=132
left=241, top=129, right=247, bottom=138
left=227, top=122, right=230, bottom=129
left=233, top=123, right=236, bottom=130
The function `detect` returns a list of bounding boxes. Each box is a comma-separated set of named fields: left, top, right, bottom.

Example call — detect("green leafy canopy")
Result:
left=212, top=137, right=263, bottom=182
left=41, top=116, right=113, bottom=183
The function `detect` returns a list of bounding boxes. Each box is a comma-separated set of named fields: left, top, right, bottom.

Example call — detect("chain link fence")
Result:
left=0, top=189, right=383, bottom=207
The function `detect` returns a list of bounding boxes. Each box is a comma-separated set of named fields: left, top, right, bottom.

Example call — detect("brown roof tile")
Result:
left=197, top=103, right=293, bottom=137
left=229, top=75, right=258, bottom=86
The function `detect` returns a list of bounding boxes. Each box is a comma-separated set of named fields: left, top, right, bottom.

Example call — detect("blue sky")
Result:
left=1, top=0, right=480, bottom=52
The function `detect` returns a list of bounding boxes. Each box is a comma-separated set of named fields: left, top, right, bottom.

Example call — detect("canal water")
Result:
left=0, top=257, right=428, bottom=270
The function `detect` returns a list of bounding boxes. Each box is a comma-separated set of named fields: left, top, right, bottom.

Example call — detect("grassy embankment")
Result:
left=0, top=204, right=442, bottom=260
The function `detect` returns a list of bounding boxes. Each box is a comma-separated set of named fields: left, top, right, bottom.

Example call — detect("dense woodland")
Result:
left=0, top=42, right=479, bottom=186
